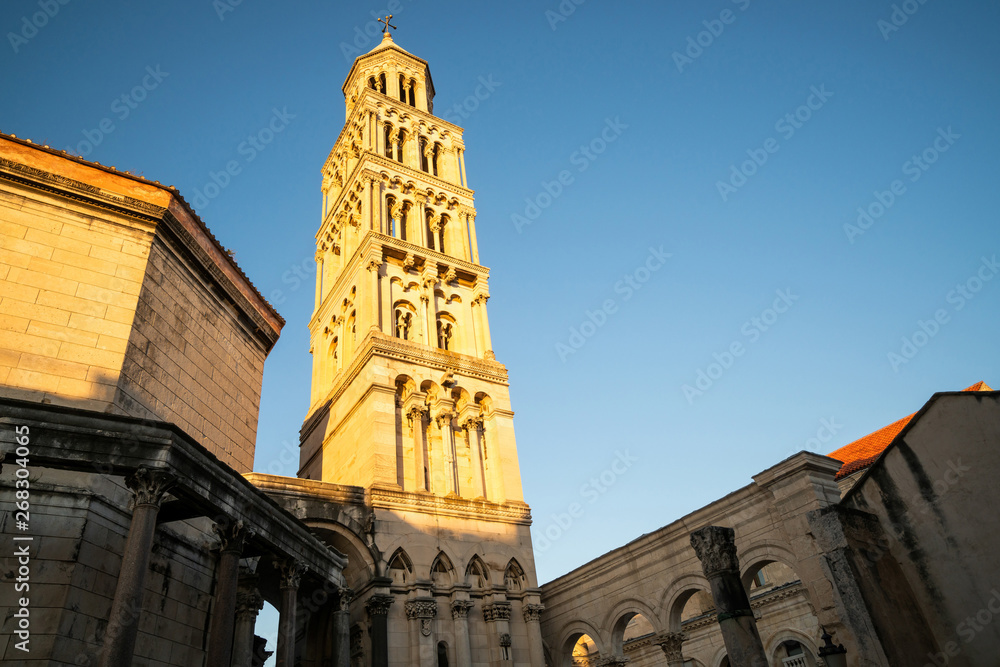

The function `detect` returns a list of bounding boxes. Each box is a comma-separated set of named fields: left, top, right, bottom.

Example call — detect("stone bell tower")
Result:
left=297, top=27, right=546, bottom=666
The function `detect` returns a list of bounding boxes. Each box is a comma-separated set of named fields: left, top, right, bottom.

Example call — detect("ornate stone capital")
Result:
left=235, top=589, right=265, bottom=622
left=473, top=294, right=489, bottom=306
left=366, top=258, right=381, bottom=273
left=366, top=594, right=394, bottom=618
left=462, top=416, right=484, bottom=433
left=435, top=412, right=454, bottom=429
left=274, top=559, right=302, bottom=590
left=125, top=467, right=176, bottom=508
left=451, top=600, right=474, bottom=619
left=653, top=632, right=688, bottom=661
left=499, top=633, right=512, bottom=648
left=482, top=602, right=511, bottom=623
left=213, top=519, right=253, bottom=555
left=522, top=603, right=544, bottom=623
left=404, top=599, right=437, bottom=620
left=338, top=587, right=354, bottom=612
left=690, top=525, right=739, bottom=577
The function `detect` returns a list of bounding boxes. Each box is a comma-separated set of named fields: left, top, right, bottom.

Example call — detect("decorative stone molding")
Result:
left=235, top=589, right=265, bottom=622
left=365, top=594, right=394, bottom=618
left=366, top=258, right=381, bottom=273
left=690, top=525, right=739, bottom=576
left=403, top=252, right=416, bottom=271
left=523, top=603, right=544, bottom=623
left=482, top=602, right=512, bottom=622
left=499, top=633, right=512, bottom=648
left=451, top=600, right=474, bottom=619
left=444, top=267, right=457, bottom=284
left=597, top=658, right=629, bottom=667
left=275, top=559, right=302, bottom=590
left=125, top=467, right=176, bottom=508
left=653, top=632, right=688, bottom=661
left=213, top=519, right=253, bottom=554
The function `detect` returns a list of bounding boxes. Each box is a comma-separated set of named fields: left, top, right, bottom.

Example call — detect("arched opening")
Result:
left=408, top=80, right=416, bottom=106
left=437, top=215, right=446, bottom=254
left=395, top=129, right=405, bottom=162
left=387, top=548, right=413, bottom=586
left=466, top=555, right=489, bottom=590
left=676, top=589, right=716, bottom=629
left=394, top=301, right=415, bottom=341
left=743, top=559, right=801, bottom=597
left=378, top=72, right=387, bottom=94
left=772, top=639, right=817, bottom=667
left=399, top=74, right=407, bottom=103
left=565, top=633, right=599, bottom=667
left=437, top=641, right=449, bottom=667
left=430, top=552, right=455, bottom=588
left=431, top=142, right=441, bottom=177
left=622, top=613, right=655, bottom=653
left=383, top=124, right=394, bottom=159
left=719, top=656, right=730, bottom=667
left=437, top=314, right=455, bottom=351
left=419, top=136, right=430, bottom=172
left=425, top=209, right=436, bottom=251
left=368, top=76, right=378, bottom=91
left=503, top=559, right=526, bottom=592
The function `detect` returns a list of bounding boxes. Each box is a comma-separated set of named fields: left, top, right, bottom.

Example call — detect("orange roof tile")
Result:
left=829, top=381, right=992, bottom=479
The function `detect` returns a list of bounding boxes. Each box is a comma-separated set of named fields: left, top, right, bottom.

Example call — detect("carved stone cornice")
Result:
left=369, top=484, right=531, bottom=526
left=275, top=559, right=302, bottom=590
left=482, top=602, right=511, bottom=623
left=125, top=467, right=176, bottom=508
left=522, top=603, right=544, bottom=623
left=653, top=632, right=687, bottom=661
left=213, top=519, right=253, bottom=555
left=690, top=526, right=739, bottom=577
left=451, top=600, right=474, bottom=619
left=366, top=594, right=394, bottom=618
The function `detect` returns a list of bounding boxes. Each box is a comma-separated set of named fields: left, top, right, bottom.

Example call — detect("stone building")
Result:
left=538, top=383, right=1000, bottom=667
left=0, top=133, right=348, bottom=665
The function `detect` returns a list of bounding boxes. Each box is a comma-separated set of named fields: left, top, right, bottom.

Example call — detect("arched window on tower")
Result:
left=398, top=74, right=407, bottom=103
left=394, top=303, right=415, bottom=341
left=437, top=315, right=455, bottom=351
left=437, top=642, right=449, bottom=667
left=431, top=143, right=440, bottom=177
left=425, top=210, right=436, bottom=251
left=419, top=137, right=429, bottom=173
left=368, top=76, right=378, bottom=91
left=383, top=124, right=393, bottom=159
left=437, top=216, right=446, bottom=255
left=395, top=130, right=405, bottom=163
left=378, top=73, right=387, bottom=94
left=408, top=80, right=416, bottom=107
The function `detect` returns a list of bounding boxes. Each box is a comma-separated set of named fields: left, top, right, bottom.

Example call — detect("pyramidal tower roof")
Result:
left=342, top=30, right=434, bottom=98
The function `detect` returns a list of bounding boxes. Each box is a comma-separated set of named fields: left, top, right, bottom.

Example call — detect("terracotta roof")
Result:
left=828, top=381, right=993, bottom=479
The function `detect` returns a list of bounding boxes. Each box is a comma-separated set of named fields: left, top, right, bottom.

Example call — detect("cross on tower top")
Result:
left=377, top=15, right=396, bottom=34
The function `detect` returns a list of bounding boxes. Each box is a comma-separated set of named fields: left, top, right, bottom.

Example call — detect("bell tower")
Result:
left=300, top=28, right=524, bottom=507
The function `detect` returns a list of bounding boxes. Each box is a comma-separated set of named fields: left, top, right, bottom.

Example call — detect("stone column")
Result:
left=415, top=196, right=428, bottom=248
left=99, top=467, right=175, bottom=667
left=473, top=295, right=493, bottom=358
left=467, top=212, right=479, bottom=264
left=463, top=417, right=487, bottom=499
left=367, top=258, right=381, bottom=333
left=451, top=600, right=474, bottom=667
left=333, top=588, right=353, bottom=667
left=459, top=149, right=468, bottom=187
left=366, top=595, right=394, bottom=667
left=364, top=175, right=374, bottom=231
left=274, top=560, right=301, bottom=667
left=206, top=520, right=253, bottom=667
left=314, top=251, right=324, bottom=309
left=483, top=602, right=513, bottom=663
left=233, top=587, right=265, bottom=667
left=406, top=598, right=438, bottom=667
left=523, top=603, right=546, bottom=667
left=436, top=413, right=457, bottom=495
left=653, top=632, right=688, bottom=667
left=690, top=526, right=768, bottom=667
left=408, top=405, right=429, bottom=491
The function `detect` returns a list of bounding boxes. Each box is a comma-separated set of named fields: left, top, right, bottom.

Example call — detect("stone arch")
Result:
left=606, top=598, right=661, bottom=657
left=436, top=311, right=456, bottom=351
left=387, top=547, right=414, bottom=586
left=303, top=519, right=378, bottom=590
left=738, top=542, right=800, bottom=589
left=661, top=573, right=713, bottom=631
left=430, top=551, right=456, bottom=588
left=421, top=380, right=442, bottom=403
left=465, top=554, right=490, bottom=590
left=712, top=646, right=730, bottom=667
left=393, top=299, right=417, bottom=341
left=557, top=621, right=604, bottom=667
left=763, top=628, right=821, bottom=667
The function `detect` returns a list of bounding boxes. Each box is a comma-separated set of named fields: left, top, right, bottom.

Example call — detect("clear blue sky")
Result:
left=4, top=0, right=998, bottom=625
